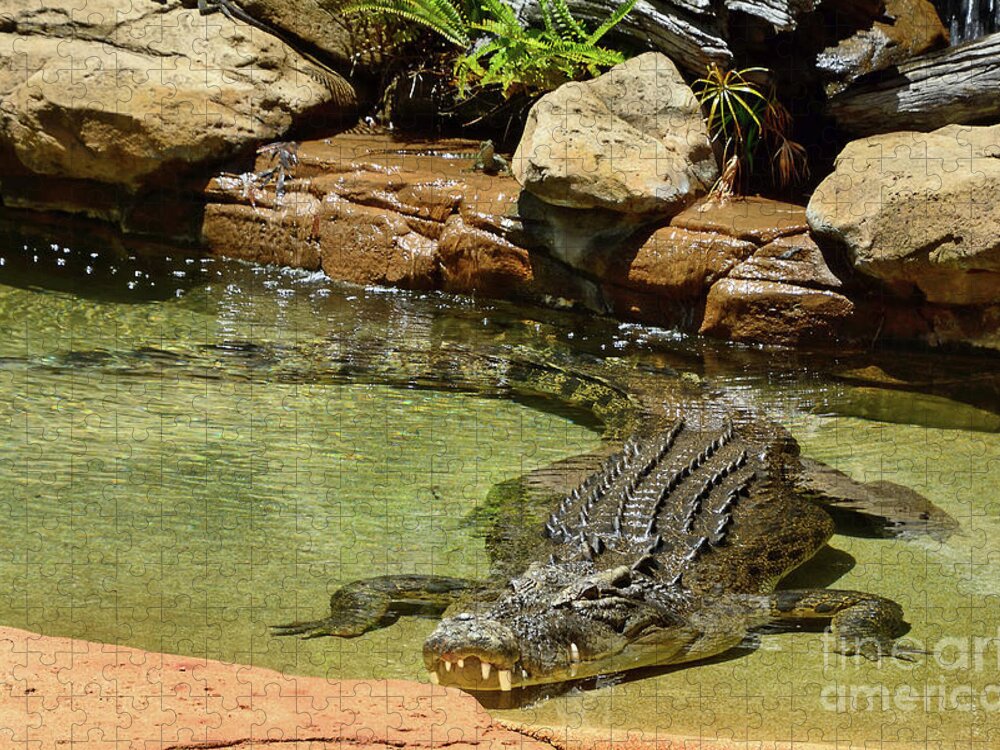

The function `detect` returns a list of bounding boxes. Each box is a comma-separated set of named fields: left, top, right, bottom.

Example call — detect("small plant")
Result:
left=341, top=0, right=476, bottom=46
left=337, top=0, right=636, bottom=98
left=692, top=64, right=808, bottom=196
left=456, top=0, right=637, bottom=97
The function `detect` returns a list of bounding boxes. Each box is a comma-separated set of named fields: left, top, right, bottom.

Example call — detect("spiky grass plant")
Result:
left=692, top=64, right=808, bottom=196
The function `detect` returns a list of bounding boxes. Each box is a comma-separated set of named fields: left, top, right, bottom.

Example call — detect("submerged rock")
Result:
left=512, top=53, right=718, bottom=216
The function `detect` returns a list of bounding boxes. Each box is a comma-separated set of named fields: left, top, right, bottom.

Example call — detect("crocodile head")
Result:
left=423, top=561, right=696, bottom=691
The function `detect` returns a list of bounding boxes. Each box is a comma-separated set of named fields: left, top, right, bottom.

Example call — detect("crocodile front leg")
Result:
left=271, top=575, right=478, bottom=639
left=768, top=589, right=912, bottom=660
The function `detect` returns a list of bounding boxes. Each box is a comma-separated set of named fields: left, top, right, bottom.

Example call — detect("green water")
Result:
left=1, top=218, right=998, bottom=746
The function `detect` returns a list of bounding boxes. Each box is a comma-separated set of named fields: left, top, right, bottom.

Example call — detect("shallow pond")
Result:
left=1, top=214, right=998, bottom=747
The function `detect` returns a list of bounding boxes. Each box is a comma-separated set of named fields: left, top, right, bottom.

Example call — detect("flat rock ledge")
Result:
left=201, top=135, right=857, bottom=348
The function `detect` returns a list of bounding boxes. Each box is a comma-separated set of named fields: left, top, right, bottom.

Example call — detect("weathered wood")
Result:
left=828, top=32, right=1000, bottom=134
left=724, top=0, right=818, bottom=31
left=535, top=0, right=730, bottom=72
left=552, top=0, right=879, bottom=75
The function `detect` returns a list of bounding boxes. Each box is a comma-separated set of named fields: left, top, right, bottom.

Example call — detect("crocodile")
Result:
left=271, top=357, right=955, bottom=693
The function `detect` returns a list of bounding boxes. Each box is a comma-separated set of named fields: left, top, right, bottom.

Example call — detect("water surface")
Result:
left=1, top=215, right=998, bottom=746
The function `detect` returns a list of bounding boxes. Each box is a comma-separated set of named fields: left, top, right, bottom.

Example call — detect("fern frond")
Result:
left=479, top=0, right=520, bottom=27
left=342, top=0, right=470, bottom=45
left=585, top=0, right=637, bottom=45
left=544, top=0, right=588, bottom=41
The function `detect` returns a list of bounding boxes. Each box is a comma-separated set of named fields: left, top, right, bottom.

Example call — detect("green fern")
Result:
left=339, top=0, right=637, bottom=98
left=341, top=0, right=472, bottom=46
left=460, top=0, right=636, bottom=97
left=586, top=0, right=637, bottom=45
left=547, top=0, right=588, bottom=41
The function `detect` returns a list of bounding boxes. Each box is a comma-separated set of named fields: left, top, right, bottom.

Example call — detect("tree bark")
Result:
left=827, top=32, right=1000, bottom=134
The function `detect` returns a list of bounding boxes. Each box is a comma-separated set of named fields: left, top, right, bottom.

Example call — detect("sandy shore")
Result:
left=0, top=625, right=550, bottom=750
left=1, top=625, right=850, bottom=750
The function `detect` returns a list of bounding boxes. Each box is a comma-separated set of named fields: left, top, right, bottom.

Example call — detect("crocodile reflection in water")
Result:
left=273, top=361, right=955, bottom=693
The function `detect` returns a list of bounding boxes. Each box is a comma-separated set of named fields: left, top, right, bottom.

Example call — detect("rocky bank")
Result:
left=1, top=5, right=998, bottom=352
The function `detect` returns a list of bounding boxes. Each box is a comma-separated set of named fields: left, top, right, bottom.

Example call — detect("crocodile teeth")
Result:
left=457, top=658, right=465, bottom=668
left=498, top=669, right=512, bottom=692
left=428, top=671, right=440, bottom=685
left=444, top=660, right=452, bottom=672
left=481, top=662, right=492, bottom=680
left=570, top=662, right=579, bottom=677
left=570, top=643, right=580, bottom=662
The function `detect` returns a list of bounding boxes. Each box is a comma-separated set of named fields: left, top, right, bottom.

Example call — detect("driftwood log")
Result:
left=827, top=32, right=1000, bottom=134
left=527, top=0, right=881, bottom=75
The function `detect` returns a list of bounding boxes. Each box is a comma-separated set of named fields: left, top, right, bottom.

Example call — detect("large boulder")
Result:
left=0, top=0, right=355, bottom=214
left=231, top=0, right=383, bottom=70
left=807, top=124, right=1000, bottom=305
left=512, top=52, right=718, bottom=216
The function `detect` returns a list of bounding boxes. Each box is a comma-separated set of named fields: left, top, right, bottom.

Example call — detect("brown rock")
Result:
left=310, top=172, right=464, bottom=226
left=728, top=234, right=843, bottom=288
left=233, top=0, right=384, bottom=70
left=438, top=215, right=534, bottom=295
left=700, top=279, right=855, bottom=344
left=202, top=199, right=323, bottom=270
left=807, top=124, right=1000, bottom=305
left=513, top=53, right=717, bottom=215
left=672, top=197, right=809, bottom=244
left=318, top=197, right=440, bottom=290
left=606, top=227, right=757, bottom=297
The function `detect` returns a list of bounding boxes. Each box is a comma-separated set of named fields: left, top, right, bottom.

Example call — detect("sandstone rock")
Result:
left=700, top=279, right=855, bottom=345
left=605, top=227, right=757, bottom=298
left=0, top=0, right=354, bottom=202
left=233, top=0, right=384, bottom=70
left=202, top=136, right=556, bottom=299
left=817, top=0, right=949, bottom=96
left=807, top=124, right=1000, bottom=305
left=318, top=196, right=440, bottom=290
left=201, top=194, right=324, bottom=270
left=512, top=53, right=717, bottom=216
left=438, top=214, right=533, bottom=295
left=671, top=197, right=809, bottom=244
left=728, top=234, right=843, bottom=288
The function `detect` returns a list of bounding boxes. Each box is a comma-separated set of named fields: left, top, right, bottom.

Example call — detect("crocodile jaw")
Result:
left=423, top=614, right=521, bottom=691
left=422, top=608, right=694, bottom=692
